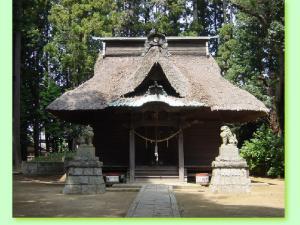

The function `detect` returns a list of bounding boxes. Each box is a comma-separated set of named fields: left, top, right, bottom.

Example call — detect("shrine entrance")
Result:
left=128, top=109, right=185, bottom=182
left=135, top=126, right=179, bottom=166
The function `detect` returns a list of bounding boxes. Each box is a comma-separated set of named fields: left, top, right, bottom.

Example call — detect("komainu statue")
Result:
left=64, top=124, right=105, bottom=194
left=220, top=125, right=238, bottom=146
left=209, top=125, right=251, bottom=193
left=78, top=125, right=94, bottom=146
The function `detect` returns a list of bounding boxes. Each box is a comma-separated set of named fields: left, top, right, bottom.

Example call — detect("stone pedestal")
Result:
left=63, top=145, right=105, bottom=194
left=209, top=144, right=251, bottom=193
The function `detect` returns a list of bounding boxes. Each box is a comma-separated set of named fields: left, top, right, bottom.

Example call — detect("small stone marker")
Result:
left=63, top=126, right=105, bottom=194
left=209, top=126, right=251, bottom=193
left=196, top=173, right=209, bottom=185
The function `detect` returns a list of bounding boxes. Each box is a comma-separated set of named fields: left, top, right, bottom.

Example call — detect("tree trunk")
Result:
left=193, top=0, right=198, bottom=22
left=13, top=30, right=22, bottom=168
left=13, top=0, right=22, bottom=168
left=223, top=0, right=227, bottom=23
left=214, top=3, right=217, bottom=33
left=276, top=50, right=284, bottom=135
left=45, top=128, right=50, bottom=152
left=33, top=118, right=40, bottom=156
left=269, top=109, right=280, bottom=134
left=229, top=3, right=233, bottom=23
left=33, top=71, right=40, bottom=156
left=51, top=139, right=55, bottom=152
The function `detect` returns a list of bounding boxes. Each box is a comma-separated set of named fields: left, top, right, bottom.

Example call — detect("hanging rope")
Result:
left=134, top=129, right=181, bottom=143
left=154, top=142, right=158, bottom=162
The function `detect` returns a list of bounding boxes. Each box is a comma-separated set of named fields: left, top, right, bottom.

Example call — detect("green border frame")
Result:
left=1, top=0, right=300, bottom=224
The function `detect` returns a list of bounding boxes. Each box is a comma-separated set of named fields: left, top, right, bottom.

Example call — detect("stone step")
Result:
left=135, top=175, right=179, bottom=178
left=135, top=166, right=179, bottom=177
left=135, top=171, right=179, bottom=176
left=112, top=184, right=143, bottom=188
left=135, top=166, right=178, bottom=170
left=106, top=187, right=140, bottom=192
left=112, top=183, right=203, bottom=189
left=135, top=176, right=183, bottom=184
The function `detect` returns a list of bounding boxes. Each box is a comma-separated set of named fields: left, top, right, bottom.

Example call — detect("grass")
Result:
left=31, top=151, right=76, bottom=162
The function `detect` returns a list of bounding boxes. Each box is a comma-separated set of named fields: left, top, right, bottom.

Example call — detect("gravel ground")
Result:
left=175, top=177, right=284, bottom=217
left=13, top=174, right=137, bottom=217
left=13, top=175, right=284, bottom=218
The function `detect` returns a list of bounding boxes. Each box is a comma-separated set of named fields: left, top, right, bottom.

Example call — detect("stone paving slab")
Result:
left=126, top=184, right=180, bottom=217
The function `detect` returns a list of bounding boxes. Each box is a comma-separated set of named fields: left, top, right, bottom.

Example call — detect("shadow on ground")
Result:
left=13, top=175, right=137, bottom=217
left=175, top=190, right=284, bottom=217
left=13, top=174, right=284, bottom=218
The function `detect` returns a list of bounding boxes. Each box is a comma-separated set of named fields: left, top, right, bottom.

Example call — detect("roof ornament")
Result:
left=145, top=81, right=168, bottom=96
left=142, top=31, right=170, bottom=56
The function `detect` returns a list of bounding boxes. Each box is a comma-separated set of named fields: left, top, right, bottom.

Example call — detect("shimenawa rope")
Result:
left=133, top=129, right=181, bottom=143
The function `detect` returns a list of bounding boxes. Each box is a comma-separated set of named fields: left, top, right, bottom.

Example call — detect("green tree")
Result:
left=216, top=0, right=284, bottom=177
left=16, top=0, right=52, bottom=157
left=45, top=0, right=119, bottom=88
left=217, top=0, right=284, bottom=134
left=240, top=124, right=284, bottom=177
left=43, top=0, right=123, bottom=153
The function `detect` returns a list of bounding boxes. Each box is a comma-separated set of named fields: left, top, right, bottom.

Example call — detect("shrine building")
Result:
left=47, top=33, right=269, bottom=182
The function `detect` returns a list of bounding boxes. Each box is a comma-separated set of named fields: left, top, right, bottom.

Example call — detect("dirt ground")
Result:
left=175, top=177, right=285, bottom=217
left=13, top=175, right=284, bottom=218
left=13, top=174, right=137, bottom=217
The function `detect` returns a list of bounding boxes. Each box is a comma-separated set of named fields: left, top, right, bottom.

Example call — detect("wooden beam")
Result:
left=178, top=129, right=185, bottom=182
left=129, top=128, right=135, bottom=182
left=132, top=120, right=179, bottom=128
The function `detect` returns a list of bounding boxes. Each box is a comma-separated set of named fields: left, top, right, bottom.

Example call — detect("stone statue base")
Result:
left=63, top=145, right=105, bottom=194
left=209, top=144, right=251, bottom=193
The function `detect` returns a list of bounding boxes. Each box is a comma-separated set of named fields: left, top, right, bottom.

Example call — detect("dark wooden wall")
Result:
left=183, top=121, right=221, bottom=167
left=93, top=121, right=221, bottom=169
left=94, top=122, right=129, bottom=166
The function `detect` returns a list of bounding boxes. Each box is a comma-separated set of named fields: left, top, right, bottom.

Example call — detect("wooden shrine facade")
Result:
left=47, top=33, right=269, bottom=182
left=92, top=111, right=222, bottom=182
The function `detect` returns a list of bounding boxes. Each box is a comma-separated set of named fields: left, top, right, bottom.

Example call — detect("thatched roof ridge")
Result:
left=47, top=36, right=269, bottom=121
left=170, top=55, right=269, bottom=112
left=158, top=55, right=190, bottom=97
left=127, top=47, right=190, bottom=97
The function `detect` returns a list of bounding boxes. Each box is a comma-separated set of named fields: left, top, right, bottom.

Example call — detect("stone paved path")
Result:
left=126, top=184, right=180, bottom=217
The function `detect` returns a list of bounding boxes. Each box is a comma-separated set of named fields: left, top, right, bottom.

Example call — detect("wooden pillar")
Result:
left=178, top=129, right=185, bottom=182
left=129, top=128, right=135, bottom=182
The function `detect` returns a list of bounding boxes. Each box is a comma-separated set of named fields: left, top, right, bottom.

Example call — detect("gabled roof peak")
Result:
left=97, top=36, right=213, bottom=42
left=98, top=33, right=211, bottom=57
left=124, top=50, right=190, bottom=98
left=142, top=33, right=169, bottom=56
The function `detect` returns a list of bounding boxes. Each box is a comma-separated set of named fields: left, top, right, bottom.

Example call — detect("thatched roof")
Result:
left=47, top=35, right=269, bottom=123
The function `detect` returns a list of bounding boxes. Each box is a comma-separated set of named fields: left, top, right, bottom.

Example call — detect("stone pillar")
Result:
left=178, top=129, right=185, bottom=182
left=63, top=126, right=105, bottom=194
left=209, top=126, right=251, bottom=193
left=129, top=128, right=135, bottom=183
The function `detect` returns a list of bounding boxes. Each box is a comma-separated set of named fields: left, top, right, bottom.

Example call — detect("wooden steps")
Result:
left=135, top=166, right=180, bottom=182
